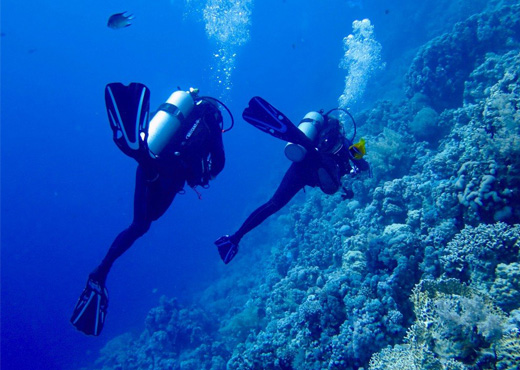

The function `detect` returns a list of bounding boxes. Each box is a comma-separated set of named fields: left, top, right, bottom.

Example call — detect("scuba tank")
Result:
left=146, top=88, right=234, bottom=158
left=284, top=111, right=325, bottom=162
left=284, top=107, right=362, bottom=162
left=146, top=88, right=197, bottom=158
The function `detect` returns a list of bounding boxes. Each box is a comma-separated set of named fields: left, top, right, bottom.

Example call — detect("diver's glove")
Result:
left=215, top=235, right=239, bottom=264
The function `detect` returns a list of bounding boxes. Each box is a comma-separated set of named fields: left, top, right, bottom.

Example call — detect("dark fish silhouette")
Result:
left=107, top=12, right=134, bottom=29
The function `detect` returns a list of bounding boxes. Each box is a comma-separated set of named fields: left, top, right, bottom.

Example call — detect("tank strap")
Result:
left=158, top=103, right=185, bottom=121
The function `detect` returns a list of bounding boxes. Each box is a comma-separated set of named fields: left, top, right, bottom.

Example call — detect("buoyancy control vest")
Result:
left=169, top=101, right=223, bottom=187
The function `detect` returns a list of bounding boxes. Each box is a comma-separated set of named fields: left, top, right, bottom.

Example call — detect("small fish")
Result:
left=107, top=12, right=134, bottom=30
left=349, top=138, right=366, bottom=159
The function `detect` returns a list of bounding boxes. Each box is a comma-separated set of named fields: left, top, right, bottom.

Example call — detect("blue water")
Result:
left=1, top=0, right=492, bottom=369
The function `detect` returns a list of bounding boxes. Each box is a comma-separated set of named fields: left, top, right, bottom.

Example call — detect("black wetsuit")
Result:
left=92, top=101, right=225, bottom=284
left=229, top=138, right=368, bottom=245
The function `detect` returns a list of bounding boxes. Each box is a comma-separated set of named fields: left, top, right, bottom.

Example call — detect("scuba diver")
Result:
left=71, top=82, right=233, bottom=336
left=215, top=97, right=369, bottom=264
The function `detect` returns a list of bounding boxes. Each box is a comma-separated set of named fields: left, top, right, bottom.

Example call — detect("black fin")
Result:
left=215, top=235, right=239, bottom=264
left=242, top=97, right=315, bottom=151
left=105, top=82, right=150, bottom=160
left=70, top=278, right=108, bottom=336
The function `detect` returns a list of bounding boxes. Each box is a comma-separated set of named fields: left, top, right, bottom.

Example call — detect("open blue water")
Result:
left=1, top=0, right=500, bottom=369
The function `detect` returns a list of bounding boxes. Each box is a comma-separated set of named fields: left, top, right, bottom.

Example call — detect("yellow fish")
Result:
left=349, top=138, right=366, bottom=159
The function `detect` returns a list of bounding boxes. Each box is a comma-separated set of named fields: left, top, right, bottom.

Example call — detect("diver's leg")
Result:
left=90, top=166, right=156, bottom=285
left=90, top=166, right=185, bottom=284
left=147, top=169, right=184, bottom=222
left=230, top=163, right=307, bottom=244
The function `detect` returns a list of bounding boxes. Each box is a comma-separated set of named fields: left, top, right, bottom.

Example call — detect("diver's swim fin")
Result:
left=215, top=235, right=239, bottom=264
left=105, top=82, right=151, bottom=160
left=70, top=277, right=109, bottom=336
left=242, top=97, right=315, bottom=151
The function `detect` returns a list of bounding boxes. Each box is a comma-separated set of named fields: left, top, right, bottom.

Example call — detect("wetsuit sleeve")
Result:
left=208, top=110, right=225, bottom=178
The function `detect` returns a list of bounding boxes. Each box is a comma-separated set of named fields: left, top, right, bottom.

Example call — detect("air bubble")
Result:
left=203, top=0, right=253, bottom=95
left=338, top=18, right=384, bottom=109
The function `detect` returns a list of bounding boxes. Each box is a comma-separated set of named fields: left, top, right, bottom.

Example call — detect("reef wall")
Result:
left=91, top=4, right=520, bottom=370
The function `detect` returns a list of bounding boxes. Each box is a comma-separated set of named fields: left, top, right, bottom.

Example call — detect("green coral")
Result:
left=410, top=279, right=505, bottom=365
left=369, top=344, right=427, bottom=370
left=368, top=278, right=514, bottom=370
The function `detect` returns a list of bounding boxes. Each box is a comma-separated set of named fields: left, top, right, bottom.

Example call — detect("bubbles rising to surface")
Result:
left=210, top=48, right=238, bottom=94
left=203, top=0, right=253, bottom=97
left=203, top=0, right=252, bottom=46
left=338, top=19, right=384, bottom=109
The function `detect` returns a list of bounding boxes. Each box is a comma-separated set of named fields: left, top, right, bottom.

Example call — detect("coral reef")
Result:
left=90, top=3, right=520, bottom=370
left=406, top=4, right=520, bottom=111
left=440, top=223, right=520, bottom=289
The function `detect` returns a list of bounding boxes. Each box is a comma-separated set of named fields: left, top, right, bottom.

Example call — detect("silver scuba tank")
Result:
left=146, top=89, right=196, bottom=157
left=284, top=111, right=324, bottom=162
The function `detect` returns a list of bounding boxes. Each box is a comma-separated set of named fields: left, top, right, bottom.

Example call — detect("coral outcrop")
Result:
left=406, top=4, right=520, bottom=111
